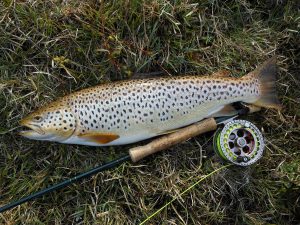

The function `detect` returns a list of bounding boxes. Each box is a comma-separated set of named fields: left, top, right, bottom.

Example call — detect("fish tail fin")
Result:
left=247, top=56, right=282, bottom=110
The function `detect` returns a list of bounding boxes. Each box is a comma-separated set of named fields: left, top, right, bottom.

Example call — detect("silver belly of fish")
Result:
left=62, top=76, right=259, bottom=146
left=19, top=57, right=280, bottom=146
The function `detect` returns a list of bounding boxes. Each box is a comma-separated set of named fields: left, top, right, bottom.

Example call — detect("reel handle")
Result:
left=129, top=118, right=217, bottom=162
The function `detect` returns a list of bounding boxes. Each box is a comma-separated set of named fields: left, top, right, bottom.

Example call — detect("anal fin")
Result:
left=210, top=104, right=238, bottom=117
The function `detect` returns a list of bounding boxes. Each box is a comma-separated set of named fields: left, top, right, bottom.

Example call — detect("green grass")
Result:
left=0, top=0, right=299, bottom=224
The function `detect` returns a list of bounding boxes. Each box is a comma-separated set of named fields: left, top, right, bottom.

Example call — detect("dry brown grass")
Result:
left=0, top=0, right=299, bottom=224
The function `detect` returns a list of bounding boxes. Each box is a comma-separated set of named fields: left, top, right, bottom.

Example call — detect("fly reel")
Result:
left=213, top=119, right=264, bottom=166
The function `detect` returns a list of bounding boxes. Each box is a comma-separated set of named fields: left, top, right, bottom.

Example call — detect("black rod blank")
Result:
left=0, top=155, right=131, bottom=213
left=0, top=115, right=239, bottom=213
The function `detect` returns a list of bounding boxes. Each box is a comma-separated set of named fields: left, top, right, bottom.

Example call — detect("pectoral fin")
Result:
left=79, top=132, right=120, bottom=144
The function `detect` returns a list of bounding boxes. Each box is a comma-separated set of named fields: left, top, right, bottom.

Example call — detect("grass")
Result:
left=0, top=0, right=299, bottom=224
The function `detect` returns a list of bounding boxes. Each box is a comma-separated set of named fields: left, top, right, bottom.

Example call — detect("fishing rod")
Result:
left=0, top=105, right=264, bottom=213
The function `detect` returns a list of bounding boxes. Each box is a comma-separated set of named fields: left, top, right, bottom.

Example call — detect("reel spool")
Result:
left=213, top=120, right=264, bottom=166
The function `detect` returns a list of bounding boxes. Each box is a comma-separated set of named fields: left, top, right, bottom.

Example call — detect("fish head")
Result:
left=19, top=102, right=76, bottom=142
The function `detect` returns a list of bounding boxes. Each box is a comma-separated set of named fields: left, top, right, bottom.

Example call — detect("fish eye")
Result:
left=33, top=115, right=43, bottom=122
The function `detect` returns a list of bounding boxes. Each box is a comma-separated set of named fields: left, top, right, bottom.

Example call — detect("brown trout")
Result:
left=19, top=57, right=281, bottom=146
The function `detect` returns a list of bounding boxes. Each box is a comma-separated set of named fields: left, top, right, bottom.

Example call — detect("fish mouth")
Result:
left=19, top=122, right=45, bottom=136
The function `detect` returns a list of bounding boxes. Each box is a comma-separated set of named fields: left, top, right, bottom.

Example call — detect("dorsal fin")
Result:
left=211, top=70, right=231, bottom=77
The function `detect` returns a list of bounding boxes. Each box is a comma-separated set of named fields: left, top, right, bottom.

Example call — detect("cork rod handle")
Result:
left=129, top=118, right=217, bottom=162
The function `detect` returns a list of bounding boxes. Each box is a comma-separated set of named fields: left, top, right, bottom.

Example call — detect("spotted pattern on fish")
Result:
left=19, top=57, right=280, bottom=146
left=62, top=76, right=259, bottom=140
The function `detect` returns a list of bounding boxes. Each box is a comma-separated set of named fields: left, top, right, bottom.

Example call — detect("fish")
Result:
left=19, top=57, right=281, bottom=146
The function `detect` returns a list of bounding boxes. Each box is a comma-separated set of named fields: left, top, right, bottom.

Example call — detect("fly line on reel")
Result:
left=213, top=120, right=264, bottom=166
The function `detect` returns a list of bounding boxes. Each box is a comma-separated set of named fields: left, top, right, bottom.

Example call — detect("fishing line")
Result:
left=139, top=164, right=233, bottom=225
left=0, top=113, right=264, bottom=213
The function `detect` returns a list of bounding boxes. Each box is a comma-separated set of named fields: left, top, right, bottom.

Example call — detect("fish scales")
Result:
left=19, top=57, right=281, bottom=146
left=67, top=76, right=257, bottom=143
